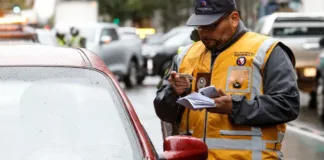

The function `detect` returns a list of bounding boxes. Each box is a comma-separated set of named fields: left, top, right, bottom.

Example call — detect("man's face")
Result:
left=197, top=11, right=240, bottom=50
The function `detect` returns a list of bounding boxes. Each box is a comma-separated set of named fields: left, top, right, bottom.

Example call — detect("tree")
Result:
left=98, top=0, right=166, bottom=27
left=97, top=0, right=194, bottom=30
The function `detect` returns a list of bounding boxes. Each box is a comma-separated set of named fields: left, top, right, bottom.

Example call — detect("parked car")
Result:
left=54, top=23, right=146, bottom=88
left=254, top=12, right=324, bottom=108
left=0, top=44, right=208, bottom=160
left=142, top=27, right=194, bottom=77
left=0, top=25, right=38, bottom=43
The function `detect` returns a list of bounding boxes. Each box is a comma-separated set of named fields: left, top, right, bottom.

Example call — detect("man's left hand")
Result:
left=207, top=89, right=233, bottom=114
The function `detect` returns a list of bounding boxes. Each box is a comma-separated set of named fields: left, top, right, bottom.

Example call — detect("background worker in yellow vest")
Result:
left=55, top=31, right=66, bottom=47
left=154, top=0, right=300, bottom=159
left=68, top=27, right=86, bottom=48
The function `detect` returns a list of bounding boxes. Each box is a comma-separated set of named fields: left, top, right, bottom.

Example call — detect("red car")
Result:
left=0, top=45, right=208, bottom=160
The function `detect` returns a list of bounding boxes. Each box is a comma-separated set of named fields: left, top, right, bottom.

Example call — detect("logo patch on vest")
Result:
left=200, top=0, right=207, bottom=6
left=236, top=57, right=246, bottom=66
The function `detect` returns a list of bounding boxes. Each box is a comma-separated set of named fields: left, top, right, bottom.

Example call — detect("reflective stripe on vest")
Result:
left=251, top=37, right=277, bottom=99
left=206, top=130, right=285, bottom=151
left=176, top=44, right=193, bottom=72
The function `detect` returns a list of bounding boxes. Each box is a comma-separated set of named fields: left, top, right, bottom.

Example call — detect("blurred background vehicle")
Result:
left=254, top=12, right=324, bottom=108
left=0, top=17, right=38, bottom=44
left=56, top=22, right=146, bottom=88
left=142, top=26, right=194, bottom=78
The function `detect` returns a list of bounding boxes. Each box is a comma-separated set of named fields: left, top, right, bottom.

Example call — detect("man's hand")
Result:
left=207, top=89, right=233, bottom=114
left=168, top=71, right=191, bottom=96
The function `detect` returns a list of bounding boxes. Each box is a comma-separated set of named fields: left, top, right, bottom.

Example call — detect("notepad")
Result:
left=176, top=86, right=219, bottom=110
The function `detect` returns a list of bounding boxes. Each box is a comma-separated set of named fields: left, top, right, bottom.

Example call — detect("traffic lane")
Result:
left=290, top=91, right=324, bottom=132
left=123, top=77, right=324, bottom=157
left=283, top=126, right=324, bottom=160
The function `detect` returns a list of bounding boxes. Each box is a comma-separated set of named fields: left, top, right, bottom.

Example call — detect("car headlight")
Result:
left=303, top=67, right=317, bottom=78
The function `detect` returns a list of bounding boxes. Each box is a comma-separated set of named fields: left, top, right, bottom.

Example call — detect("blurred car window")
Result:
left=163, top=31, right=191, bottom=47
left=102, top=28, right=119, bottom=41
left=0, top=67, right=143, bottom=159
left=273, top=27, right=324, bottom=37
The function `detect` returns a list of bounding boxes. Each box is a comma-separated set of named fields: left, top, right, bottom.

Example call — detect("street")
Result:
left=124, top=77, right=324, bottom=160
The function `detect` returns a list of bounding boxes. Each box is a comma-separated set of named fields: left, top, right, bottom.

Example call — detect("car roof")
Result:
left=0, top=45, right=99, bottom=68
left=70, top=22, right=118, bottom=29
left=0, top=44, right=155, bottom=158
left=271, top=12, right=324, bottom=18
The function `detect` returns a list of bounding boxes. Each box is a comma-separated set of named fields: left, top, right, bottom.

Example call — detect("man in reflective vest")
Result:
left=55, top=31, right=66, bottom=47
left=68, top=27, right=86, bottom=48
left=154, top=0, right=300, bottom=159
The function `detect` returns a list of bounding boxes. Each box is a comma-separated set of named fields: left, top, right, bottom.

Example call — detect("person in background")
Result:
left=55, top=31, right=66, bottom=47
left=68, top=27, right=86, bottom=48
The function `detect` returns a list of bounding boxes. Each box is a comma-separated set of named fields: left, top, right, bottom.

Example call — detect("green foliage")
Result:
left=98, top=0, right=166, bottom=22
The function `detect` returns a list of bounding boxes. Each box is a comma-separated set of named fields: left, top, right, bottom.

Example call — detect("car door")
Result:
left=99, top=27, right=123, bottom=72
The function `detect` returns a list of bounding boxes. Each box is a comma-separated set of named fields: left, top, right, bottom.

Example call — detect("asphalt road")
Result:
left=124, top=77, right=324, bottom=159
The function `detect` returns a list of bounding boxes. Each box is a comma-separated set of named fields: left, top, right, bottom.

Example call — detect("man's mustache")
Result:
left=202, top=38, right=216, bottom=41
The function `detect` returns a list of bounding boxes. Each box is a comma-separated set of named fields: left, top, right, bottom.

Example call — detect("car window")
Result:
left=101, top=28, right=119, bottom=41
left=273, top=26, right=324, bottom=37
left=0, top=67, right=143, bottom=160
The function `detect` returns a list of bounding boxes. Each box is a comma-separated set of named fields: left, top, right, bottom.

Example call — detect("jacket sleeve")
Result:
left=229, top=44, right=300, bottom=126
left=153, top=55, right=186, bottom=124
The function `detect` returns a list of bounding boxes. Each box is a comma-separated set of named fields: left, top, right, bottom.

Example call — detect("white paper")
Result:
left=176, top=92, right=216, bottom=110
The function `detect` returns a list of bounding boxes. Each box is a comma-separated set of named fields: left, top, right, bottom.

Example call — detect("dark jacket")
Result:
left=154, top=21, right=300, bottom=137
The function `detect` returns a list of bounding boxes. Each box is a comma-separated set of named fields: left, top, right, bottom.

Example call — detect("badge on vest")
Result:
left=226, top=66, right=252, bottom=93
left=195, top=73, right=211, bottom=92
left=236, top=57, right=246, bottom=66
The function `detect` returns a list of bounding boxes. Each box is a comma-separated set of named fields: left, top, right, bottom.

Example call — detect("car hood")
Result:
left=142, top=44, right=180, bottom=57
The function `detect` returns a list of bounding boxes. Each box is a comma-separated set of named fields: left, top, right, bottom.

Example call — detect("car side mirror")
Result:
left=159, top=136, right=208, bottom=160
left=100, top=35, right=112, bottom=45
left=319, top=37, right=324, bottom=48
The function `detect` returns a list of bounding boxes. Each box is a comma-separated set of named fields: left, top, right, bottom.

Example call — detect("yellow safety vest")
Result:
left=178, top=32, right=286, bottom=160
left=69, top=36, right=82, bottom=48
left=56, top=38, right=65, bottom=47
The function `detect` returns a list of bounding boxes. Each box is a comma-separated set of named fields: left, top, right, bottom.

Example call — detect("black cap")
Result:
left=187, top=0, right=237, bottom=26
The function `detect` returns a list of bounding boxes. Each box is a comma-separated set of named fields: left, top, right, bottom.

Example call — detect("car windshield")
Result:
left=78, top=28, right=96, bottom=42
left=273, top=26, right=324, bottom=37
left=0, top=67, right=142, bottom=160
left=163, top=31, right=191, bottom=47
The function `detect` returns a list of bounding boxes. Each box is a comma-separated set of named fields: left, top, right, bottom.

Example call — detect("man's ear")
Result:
left=229, top=11, right=240, bottom=27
